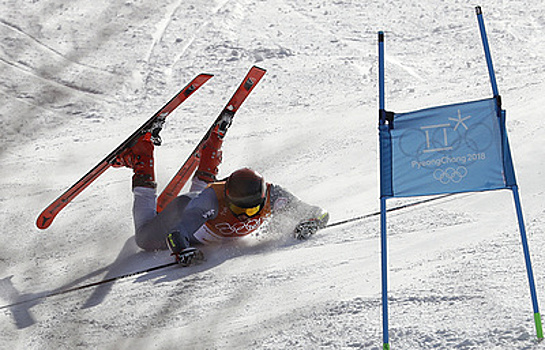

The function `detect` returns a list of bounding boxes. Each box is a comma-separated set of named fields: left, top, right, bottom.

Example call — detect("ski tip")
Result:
left=36, top=214, right=53, bottom=230
left=251, top=65, right=267, bottom=73
left=193, top=73, right=214, bottom=85
left=183, top=74, right=214, bottom=97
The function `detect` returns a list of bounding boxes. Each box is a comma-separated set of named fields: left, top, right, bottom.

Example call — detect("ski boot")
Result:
left=195, top=130, right=223, bottom=183
left=166, top=231, right=204, bottom=266
left=113, top=132, right=156, bottom=189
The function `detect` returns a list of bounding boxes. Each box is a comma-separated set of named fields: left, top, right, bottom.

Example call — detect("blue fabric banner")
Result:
left=382, top=98, right=509, bottom=197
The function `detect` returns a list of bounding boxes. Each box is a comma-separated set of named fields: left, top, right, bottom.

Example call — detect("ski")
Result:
left=156, top=66, right=266, bottom=212
left=36, top=73, right=214, bottom=230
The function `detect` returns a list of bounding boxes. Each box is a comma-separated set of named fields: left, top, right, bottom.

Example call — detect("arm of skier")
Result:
left=171, top=187, right=219, bottom=244
left=268, top=184, right=329, bottom=239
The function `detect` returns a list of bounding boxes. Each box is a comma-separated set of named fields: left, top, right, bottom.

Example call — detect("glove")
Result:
left=294, top=220, right=320, bottom=240
left=294, top=212, right=329, bottom=240
left=173, top=247, right=205, bottom=266
left=166, top=231, right=204, bottom=266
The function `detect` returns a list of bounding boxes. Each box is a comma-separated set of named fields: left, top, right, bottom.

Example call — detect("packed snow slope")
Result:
left=1, top=0, right=545, bottom=349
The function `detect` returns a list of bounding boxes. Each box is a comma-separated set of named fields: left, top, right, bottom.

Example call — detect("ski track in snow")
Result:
left=1, top=0, right=545, bottom=349
left=144, top=0, right=182, bottom=63
left=0, top=18, right=117, bottom=75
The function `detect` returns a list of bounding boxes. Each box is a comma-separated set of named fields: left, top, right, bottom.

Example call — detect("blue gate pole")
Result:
left=378, top=30, right=390, bottom=350
left=475, top=6, right=500, bottom=97
left=380, top=198, right=390, bottom=350
left=477, top=6, right=543, bottom=339
left=379, top=31, right=386, bottom=122
left=512, top=186, right=544, bottom=339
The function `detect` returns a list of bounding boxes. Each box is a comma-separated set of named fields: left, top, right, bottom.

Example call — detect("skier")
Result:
left=113, top=128, right=329, bottom=265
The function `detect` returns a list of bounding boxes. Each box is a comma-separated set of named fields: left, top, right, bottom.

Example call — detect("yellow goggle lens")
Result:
left=229, top=203, right=261, bottom=217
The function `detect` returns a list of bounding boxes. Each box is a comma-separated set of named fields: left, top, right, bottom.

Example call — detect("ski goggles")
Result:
left=228, top=202, right=262, bottom=218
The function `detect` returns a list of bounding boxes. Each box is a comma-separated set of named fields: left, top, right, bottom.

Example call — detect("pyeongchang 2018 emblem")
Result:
left=399, top=106, right=495, bottom=187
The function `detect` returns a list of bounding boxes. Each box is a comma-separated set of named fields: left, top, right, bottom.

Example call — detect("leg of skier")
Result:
left=190, top=129, right=223, bottom=191
left=164, top=130, right=224, bottom=263
left=114, top=132, right=171, bottom=250
left=115, top=130, right=224, bottom=251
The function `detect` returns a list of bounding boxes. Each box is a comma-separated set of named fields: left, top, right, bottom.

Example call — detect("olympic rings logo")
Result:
left=433, top=166, right=468, bottom=184
left=214, top=217, right=265, bottom=237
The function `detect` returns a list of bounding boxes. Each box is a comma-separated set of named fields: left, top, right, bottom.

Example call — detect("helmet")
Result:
left=225, top=168, right=266, bottom=208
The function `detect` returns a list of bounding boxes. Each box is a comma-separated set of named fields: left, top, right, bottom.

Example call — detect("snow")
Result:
left=1, top=0, right=545, bottom=349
